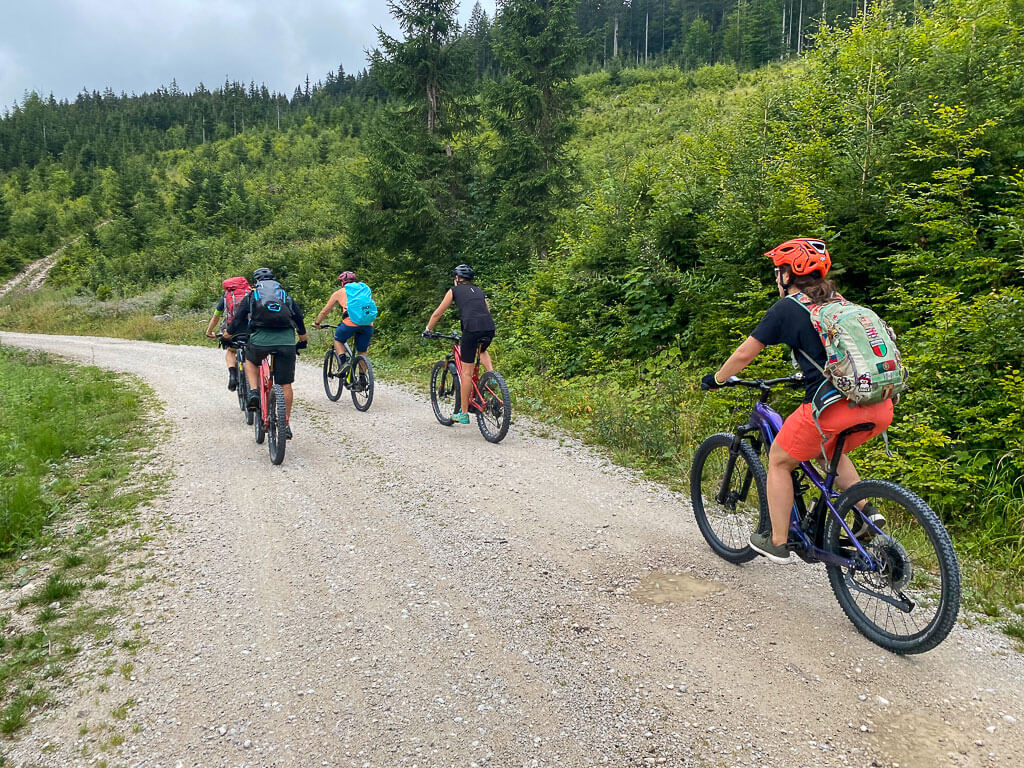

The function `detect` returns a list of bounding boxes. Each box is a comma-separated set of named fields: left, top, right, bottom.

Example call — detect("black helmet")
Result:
left=452, top=264, right=474, bottom=280
left=253, top=267, right=274, bottom=282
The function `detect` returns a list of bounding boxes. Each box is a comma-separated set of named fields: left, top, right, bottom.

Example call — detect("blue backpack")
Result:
left=344, top=282, right=378, bottom=325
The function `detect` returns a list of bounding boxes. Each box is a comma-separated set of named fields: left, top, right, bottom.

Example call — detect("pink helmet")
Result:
left=337, top=271, right=358, bottom=284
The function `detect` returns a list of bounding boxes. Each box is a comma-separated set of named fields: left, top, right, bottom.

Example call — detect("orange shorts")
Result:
left=775, top=399, right=894, bottom=462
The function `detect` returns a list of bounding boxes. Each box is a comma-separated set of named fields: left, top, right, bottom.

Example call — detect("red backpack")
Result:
left=221, top=277, right=251, bottom=326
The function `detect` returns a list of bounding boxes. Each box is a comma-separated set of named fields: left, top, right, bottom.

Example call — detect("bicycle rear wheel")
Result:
left=323, top=349, right=343, bottom=401
left=825, top=479, right=960, bottom=654
left=253, top=398, right=266, bottom=444
left=350, top=356, right=374, bottom=412
left=267, top=384, right=287, bottom=465
left=430, top=359, right=459, bottom=426
left=689, top=433, right=768, bottom=564
left=475, top=370, right=511, bottom=443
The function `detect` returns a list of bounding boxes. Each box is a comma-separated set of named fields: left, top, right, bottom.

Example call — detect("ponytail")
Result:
left=787, top=270, right=837, bottom=304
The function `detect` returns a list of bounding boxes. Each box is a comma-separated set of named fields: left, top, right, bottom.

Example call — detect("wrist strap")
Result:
left=714, top=373, right=725, bottom=386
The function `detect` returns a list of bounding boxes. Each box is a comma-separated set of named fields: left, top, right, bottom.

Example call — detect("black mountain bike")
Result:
left=320, top=327, right=374, bottom=412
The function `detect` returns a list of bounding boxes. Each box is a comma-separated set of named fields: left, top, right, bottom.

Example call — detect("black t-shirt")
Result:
left=751, top=296, right=827, bottom=402
left=451, top=283, right=495, bottom=334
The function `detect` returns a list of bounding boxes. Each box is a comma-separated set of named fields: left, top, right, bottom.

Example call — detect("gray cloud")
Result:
left=2, top=0, right=495, bottom=112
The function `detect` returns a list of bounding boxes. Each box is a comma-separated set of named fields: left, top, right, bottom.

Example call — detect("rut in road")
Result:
left=1, top=331, right=1021, bottom=768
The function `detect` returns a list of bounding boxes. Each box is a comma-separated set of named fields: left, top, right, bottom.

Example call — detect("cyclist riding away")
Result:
left=224, top=268, right=308, bottom=439
left=700, top=238, right=893, bottom=564
left=423, top=264, right=495, bottom=424
left=205, top=276, right=251, bottom=390
left=312, top=270, right=376, bottom=388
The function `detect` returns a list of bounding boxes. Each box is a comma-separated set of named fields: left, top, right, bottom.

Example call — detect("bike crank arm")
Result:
left=843, top=573, right=915, bottom=613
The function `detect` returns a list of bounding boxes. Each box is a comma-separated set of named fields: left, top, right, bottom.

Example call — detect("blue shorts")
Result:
left=334, top=324, right=374, bottom=353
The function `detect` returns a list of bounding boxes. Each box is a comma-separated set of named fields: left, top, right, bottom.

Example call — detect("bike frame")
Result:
left=258, top=355, right=274, bottom=427
left=731, top=382, right=879, bottom=571
left=448, top=341, right=486, bottom=412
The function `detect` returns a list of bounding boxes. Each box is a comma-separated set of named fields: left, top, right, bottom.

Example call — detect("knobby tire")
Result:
left=689, top=433, right=769, bottom=564
left=351, top=356, right=374, bottom=412
left=824, top=479, right=960, bottom=654
left=475, top=370, right=511, bottom=443
left=430, top=359, right=459, bottom=426
left=323, top=349, right=343, bottom=401
left=268, top=384, right=287, bottom=465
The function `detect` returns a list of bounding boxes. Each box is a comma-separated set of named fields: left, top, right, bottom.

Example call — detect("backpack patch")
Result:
left=249, top=280, right=293, bottom=329
left=791, top=292, right=909, bottom=414
left=344, top=282, right=378, bottom=325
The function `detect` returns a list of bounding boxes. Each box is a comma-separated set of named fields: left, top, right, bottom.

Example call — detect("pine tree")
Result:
left=0, top=190, right=10, bottom=240
left=371, top=0, right=469, bottom=137
left=484, top=0, right=583, bottom=260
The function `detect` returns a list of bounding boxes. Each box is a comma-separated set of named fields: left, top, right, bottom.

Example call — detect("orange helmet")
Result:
left=764, top=238, right=831, bottom=278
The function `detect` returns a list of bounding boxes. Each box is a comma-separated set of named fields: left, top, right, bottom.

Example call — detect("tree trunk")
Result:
left=613, top=15, right=618, bottom=59
left=798, top=0, right=804, bottom=55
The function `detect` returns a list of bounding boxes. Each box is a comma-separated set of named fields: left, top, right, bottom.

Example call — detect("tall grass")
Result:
left=0, top=345, right=151, bottom=553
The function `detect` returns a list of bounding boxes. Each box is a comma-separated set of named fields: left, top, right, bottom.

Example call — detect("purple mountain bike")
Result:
left=691, top=374, right=960, bottom=654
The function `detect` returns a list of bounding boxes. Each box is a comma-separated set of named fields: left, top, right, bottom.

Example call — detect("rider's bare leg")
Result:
left=283, top=384, right=293, bottom=421
left=766, top=440, right=802, bottom=547
left=478, top=349, right=494, bottom=372
left=243, top=359, right=259, bottom=391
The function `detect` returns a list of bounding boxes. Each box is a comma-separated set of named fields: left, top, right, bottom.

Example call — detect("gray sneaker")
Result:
left=749, top=531, right=795, bottom=564
left=850, top=503, right=886, bottom=541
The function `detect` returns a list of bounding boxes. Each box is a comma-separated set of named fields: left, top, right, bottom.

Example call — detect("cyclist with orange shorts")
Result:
left=701, top=239, right=891, bottom=564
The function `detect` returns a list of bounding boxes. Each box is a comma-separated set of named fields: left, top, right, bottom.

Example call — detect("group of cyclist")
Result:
left=207, top=239, right=893, bottom=566
left=206, top=263, right=495, bottom=437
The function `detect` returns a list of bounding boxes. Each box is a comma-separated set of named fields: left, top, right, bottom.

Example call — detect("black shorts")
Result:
left=460, top=329, right=494, bottom=364
left=246, top=345, right=296, bottom=385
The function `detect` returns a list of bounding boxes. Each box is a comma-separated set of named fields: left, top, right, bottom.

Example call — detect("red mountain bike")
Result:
left=423, top=331, right=511, bottom=443
left=252, top=352, right=287, bottom=465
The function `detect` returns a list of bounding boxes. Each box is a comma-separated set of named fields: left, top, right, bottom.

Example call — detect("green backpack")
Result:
left=790, top=292, right=909, bottom=417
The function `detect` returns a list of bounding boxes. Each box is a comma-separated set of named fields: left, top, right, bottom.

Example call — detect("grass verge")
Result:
left=0, top=343, right=165, bottom=746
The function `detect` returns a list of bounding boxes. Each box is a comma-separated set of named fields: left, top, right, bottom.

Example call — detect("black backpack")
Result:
left=249, top=280, right=293, bottom=329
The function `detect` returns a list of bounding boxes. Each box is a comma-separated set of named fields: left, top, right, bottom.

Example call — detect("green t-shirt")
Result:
left=249, top=327, right=295, bottom=347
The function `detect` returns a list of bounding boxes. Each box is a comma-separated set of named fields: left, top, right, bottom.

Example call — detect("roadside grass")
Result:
left=0, top=344, right=164, bottom=740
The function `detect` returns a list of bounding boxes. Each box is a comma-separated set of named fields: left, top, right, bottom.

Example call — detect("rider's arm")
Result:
left=426, top=290, right=454, bottom=331
left=314, top=291, right=341, bottom=327
left=291, top=299, right=308, bottom=339
left=715, top=336, right=765, bottom=384
left=205, top=311, right=221, bottom=336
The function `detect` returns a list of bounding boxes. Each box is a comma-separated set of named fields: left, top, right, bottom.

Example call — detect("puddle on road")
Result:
left=631, top=571, right=725, bottom=604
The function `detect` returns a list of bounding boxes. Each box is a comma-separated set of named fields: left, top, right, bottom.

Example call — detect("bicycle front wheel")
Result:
left=267, top=384, right=287, bottom=465
left=323, top=349, right=343, bottom=401
left=350, top=356, right=374, bottom=412
left=825, top=479, right=960, bottom=654
left=430, top=360, right=459, bottom=426
left=475, top=370, right=511, bottom=443
left=689, top=433, right=768, bottom=564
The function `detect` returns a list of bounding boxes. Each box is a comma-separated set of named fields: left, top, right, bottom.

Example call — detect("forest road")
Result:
left=1, top=331, right=1022, bottom=768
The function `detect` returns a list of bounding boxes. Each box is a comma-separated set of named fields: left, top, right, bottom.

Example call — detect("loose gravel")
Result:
left=1, top=331, right=1021, bottom=768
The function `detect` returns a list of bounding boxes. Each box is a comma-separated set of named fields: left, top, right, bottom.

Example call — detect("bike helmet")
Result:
left=452, top=264, right=474, bottom=280
left=337, top=271, right=358, bottom=284
left=252, top=267, right=274, bottom=282
left=764, top=238, right=831, bottom=278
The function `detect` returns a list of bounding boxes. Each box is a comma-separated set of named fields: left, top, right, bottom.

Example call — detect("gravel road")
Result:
left=1, top=331, right=1021, bottom=768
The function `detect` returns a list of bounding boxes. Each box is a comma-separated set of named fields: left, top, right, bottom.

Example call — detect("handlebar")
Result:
left=715, top=374, right=805, bottom=390
left=316, top=323, right=338, bottom=329
left=422, top=331, right=461, bottom=342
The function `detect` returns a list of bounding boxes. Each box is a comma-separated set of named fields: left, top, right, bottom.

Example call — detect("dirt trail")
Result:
left=0, top=221, right=109, bottom=300
left=1, top=331, right=1021, bottom=768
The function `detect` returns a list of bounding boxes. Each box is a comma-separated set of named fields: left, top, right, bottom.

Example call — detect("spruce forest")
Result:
left=1, top=0, right=1023, bottom=613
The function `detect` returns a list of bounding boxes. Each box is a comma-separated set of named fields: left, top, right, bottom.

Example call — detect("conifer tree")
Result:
left=483, top=0, right=583, bottom=260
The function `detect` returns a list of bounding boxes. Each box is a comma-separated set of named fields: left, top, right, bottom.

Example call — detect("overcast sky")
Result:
left=1, top=0, right=496, bottom=113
